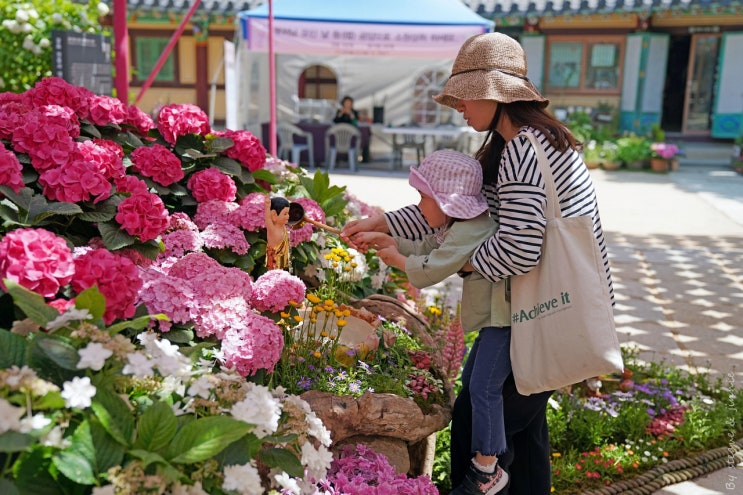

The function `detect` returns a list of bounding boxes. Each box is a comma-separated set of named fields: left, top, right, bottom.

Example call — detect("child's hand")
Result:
left=347, top=231, right=395, bottom=252
left=377, top=245, right=406, bottom=271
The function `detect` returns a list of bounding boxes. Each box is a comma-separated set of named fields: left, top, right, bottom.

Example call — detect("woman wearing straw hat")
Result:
left=343, top=32, right=613, bottom=495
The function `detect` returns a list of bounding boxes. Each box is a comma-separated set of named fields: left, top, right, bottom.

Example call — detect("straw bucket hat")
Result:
left=409, top=150, right=488, bottom=220
left=433, top=32, right=548, bottom=109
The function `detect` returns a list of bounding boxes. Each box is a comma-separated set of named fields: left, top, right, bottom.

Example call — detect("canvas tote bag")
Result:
left=509, top=132, right=624, bottom=396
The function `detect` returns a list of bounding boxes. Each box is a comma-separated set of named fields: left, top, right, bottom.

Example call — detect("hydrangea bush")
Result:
left=0, top=77, right=450, bottom=493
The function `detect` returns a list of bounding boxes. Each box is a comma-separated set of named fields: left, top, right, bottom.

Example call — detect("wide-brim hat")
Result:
left=408, top=150, right=489, bottom=220
left=433, top=32, right=549, bottom=109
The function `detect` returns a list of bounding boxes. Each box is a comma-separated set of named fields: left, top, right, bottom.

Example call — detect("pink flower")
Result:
left=217, top=129, right=267, bottom=172
left=130, top=144, right=185, bottom=186
left=161, top=215, right=203, bottom=258
left=220, top=312, right=284, bottom=376
left=139, top=273, right=196, bottom=332
left=12, top=108, right=76, bottom=172
left=0, top=99, right=30, bottom=140
left=250, top=270, right=306, bottom=313
left=156, top=103, right=211, bottom=146
left=289, top=197, right=325, bottom=246
left=71, top=248, right=143, bottom=325
left=234, top=192, right=267, bottom=231
left=200, top=223, right=250, bottom=255
left=76, top=139, right=126, bottom=180
left=651, top=143, right=680, bottom=160
left=21, top=77, right=93, bottom=119
left=0, top=143, right=25, bottom=193
left=187, top=168, right=236, bottom=202
left=87, top=94, right=128, bottom=126
left=125, top=104, right=156, bottom=136
left=114, top=175, right=150, bottom=195
left=115, top=191, right=170, bottom=241
left=38, top=157, right=112, bottom=204
left=0, top=228, right=75, bottom=298
left=193, top=200, right=240, bottom=229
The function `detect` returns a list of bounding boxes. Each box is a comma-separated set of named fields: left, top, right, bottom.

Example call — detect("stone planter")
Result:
left=302, top=294, right=455, bottom=476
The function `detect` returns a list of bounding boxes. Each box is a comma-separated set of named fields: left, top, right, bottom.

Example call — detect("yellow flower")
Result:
left=552, top=452, right=562, bottom=458
left=280, top=312, right=290, bottom=318
left=293, top=315, right=303, bottom=322
left=320, top=331, right=328, bottom=338
left=288, top=300, right=299, bottom=307
left=307, top=294, right=321, bottom=304
left=333, top=345, right=355, bottom=367
left=313, top=351, right=322, bottom=359
left=342, top=309, right=351, bottom=317
left=324, top=299, right=335, bottom=307
left=337, top=319, right=347, bottom=327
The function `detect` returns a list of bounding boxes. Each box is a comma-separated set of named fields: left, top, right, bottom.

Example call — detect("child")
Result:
left=350, top=149, right=511, bottom=495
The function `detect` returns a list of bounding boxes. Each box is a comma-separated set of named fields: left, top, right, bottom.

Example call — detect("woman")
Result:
left=342, top=32, right=613, bottom=495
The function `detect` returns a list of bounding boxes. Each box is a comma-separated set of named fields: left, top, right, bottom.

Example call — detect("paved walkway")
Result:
left=327, top=159, right=743, bottom=494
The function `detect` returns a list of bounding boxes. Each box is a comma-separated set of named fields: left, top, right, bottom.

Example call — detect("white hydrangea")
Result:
left=300, top=442, right=333, bottom=482
left=230, top=383, right=282, bottom=438
left=61, top=376, right=96, bottom=409
left=222, top=462, right=263, bottom=495
left=0, top=398, right=25, bottom=434
left=76, top=342, right=113, bottom=371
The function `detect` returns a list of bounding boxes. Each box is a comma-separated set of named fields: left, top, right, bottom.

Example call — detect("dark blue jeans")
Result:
left=460, top=327, right=511, bottom=456
left=451, top=330, right=554, bottom=494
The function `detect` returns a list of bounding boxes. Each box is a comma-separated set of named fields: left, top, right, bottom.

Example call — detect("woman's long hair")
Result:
left=475, top=101, right=578, bottom=184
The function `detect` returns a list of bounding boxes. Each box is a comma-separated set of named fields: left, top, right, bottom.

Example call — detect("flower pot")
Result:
left=650, top=158, right=669, bottom=173
left=601, top=160, right=622, bottom=171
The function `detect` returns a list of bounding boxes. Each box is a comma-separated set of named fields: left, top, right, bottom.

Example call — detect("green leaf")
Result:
left=0, top=329, right=27, bottom=368
left=13, top=447, right=62, bottom=495
left=215, top=434, right=262, bottom=467
left=240, top=167, right=257, bottom=185
left=80, top=122, right=102, bottom=138
left=212, top=156, right=243, bottom=176
left=209, top=136, right=234, bottom=153
left=98, top=221, right=136, bottom=250
left=3, top=279, right=60, bottom=326
left=166, top=416, right=253, bottom=464
left=77, top=196, right=119, bottom=222
left=258, top=447, right=304, bottom=478
left=0, top=202, right=21, bottom=224
left=90, top=419, right=126, bottom=473
left=90, top=388, right=135, bottom=446
left=106, top=314, right=168, bottom=335
left=0, top=431, right=34, bottom=453
left=128, top=449, right=171, bottom=469
left=134, top=401, right=177, bottom=453
left=30, top=201, right=83, bottom=224
left=251, top=168, right=278, bottom=184
left=74, top=286, right=107, bottom=321
left=52, top=420, right=97, bottom=485
left=29, top=334, right=80, bottom=372
left=160, top=327, right=193, bottom=344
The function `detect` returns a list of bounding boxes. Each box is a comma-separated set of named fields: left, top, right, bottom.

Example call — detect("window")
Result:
left=411, top=69, right=457, bottom=126
left=546, top=37, right=623, bottom=93
left=298, top=65, right=337, bottom=100
left=133, top=36, right=176, bottom=83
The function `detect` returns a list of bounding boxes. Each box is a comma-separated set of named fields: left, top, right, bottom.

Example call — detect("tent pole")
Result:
left=268, top=0, right=277, bottom=156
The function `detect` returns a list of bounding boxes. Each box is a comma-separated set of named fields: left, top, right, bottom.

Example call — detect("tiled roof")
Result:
left=110, top=0, right=738, bottom=20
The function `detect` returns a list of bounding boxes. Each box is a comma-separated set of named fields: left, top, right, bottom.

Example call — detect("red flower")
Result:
left=115, top=191, right=170, bottom=241
left=187, top=168, right=236, bottom=202
left=0, top=143, right=25, bottom=193
left=218, top=129, right=267, bottom=172
left=130, top=144, right=184, bottom=186
left=157, top=103, right=211, bottom=145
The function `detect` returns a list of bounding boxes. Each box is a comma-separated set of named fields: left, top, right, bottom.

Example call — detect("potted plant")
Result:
left=650, top=142, right=681, bottom=173
left=616, top=134, right=652, bottom=169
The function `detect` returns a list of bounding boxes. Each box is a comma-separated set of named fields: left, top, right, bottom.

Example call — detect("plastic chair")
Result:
left=324, top=123, right=361, bottom=172
left=391, top=125, right=426, bottom=169
left=277, top=122, right=314, bottom=167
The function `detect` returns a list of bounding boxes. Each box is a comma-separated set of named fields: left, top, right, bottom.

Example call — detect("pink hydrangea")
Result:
left=250, top=270, right=306, bottom=313
left=71, top=248, right=143, bottom=325
left=156, top=103, right=211, bottom=146
left=651, top=142, right=680, bottom=160
left=161, top=229, right=204, bottom=258
left=114, top=175, right=150, bottom=195
left=0, top=100, right=30, bottom=140
left=234, top=192, right=267, bottom=231
left=220, top=312, right=284, bottom=376
left=38, top=157, right=111, bottom=204
left=21, top=77, right=92, bottom=119
left=115, top=191, right=170, bottom=241
left=138, top=273, right=196, bottom=332
left=130, top=144, right=185, bottom=186
left=37, top=104, right=80, bottom=139
left=11, top=109, right=76, bottom=172
left=217, top=129, right=267, bottom=172
left=187, top=168, right=236, bottom=202
left=87, top=94, right=128, bottom=126
left=193, top=200, right=240, bottom=229
left=0, top=228, right=75, bottom=298
left=76, top=139, right=126, bottom=180
left=289, top=197, right=325, bottom=246
left=125, top=104, right=156, bottom=136
left=200, top=224, right=250, bottom=255
left=0, top=143, right=25, bottom=193
left=168, top=252, right=221, bottom=280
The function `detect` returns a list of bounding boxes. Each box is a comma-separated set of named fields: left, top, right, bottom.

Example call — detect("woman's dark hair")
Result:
left=475, top=101, right=578, bottom=184
left=270, top=196, right=290, bottom=214
left=341, top=96, right=354, bottom=105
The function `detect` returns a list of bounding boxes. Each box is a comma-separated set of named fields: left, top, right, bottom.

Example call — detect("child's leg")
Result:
left=469, top=326, right=512, bottom=459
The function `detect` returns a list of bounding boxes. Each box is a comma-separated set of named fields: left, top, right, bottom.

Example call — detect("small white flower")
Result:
left=300, top=442, right=333, bottom=481
left=77, top=342, right=113, bottom=371
left=47, top=308, right=93, bottom=331
left=222, top=462, right=262, bottom=495
left=273, top=471, right=301, bottom=494
left=187, top=376, right=213, bottom=399
left=19, top=413, right=51, bottom=433
left=170, top=481, right=209, bottom=495
left=0, top=398, right=25, bottom=434
left=92, top=486, right=115, bottom=495
left=61, top=376, right=96, bottom=409
left=97, top=2, right=110, bottom=16
left=42, top=425, right=71, bottom=448
left=122, top=352, right=154, bottom=376
left=15, top=9, right=29, bottom=22
left=230, top=383, right=281, bottom=438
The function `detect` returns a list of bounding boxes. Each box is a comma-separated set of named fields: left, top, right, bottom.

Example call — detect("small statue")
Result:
left=265, top=196, right=291, bottom=270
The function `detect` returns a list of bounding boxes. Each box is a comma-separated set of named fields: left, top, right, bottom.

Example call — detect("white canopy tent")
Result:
left=233, top=0, right=493, bottom=135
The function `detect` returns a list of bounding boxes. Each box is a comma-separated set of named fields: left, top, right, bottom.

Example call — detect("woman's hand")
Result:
left=350, top=232, right=396, bottom=253
left=377, top=245, right=406, bottom=271
left=341, top=215, right=389, bottom=249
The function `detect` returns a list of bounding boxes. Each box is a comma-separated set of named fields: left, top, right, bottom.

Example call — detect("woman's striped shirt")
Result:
left=385, top=127, right=614, bottom=303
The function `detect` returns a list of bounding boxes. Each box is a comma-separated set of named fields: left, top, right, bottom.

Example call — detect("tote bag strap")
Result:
left=520, top=132, right=561, bottom=221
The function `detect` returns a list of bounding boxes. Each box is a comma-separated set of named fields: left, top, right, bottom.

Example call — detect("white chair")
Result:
left=324, top=123, right=361, bottom=172
left=391, top=125, right=426, bottom=169
left=277, top=122, right=314, bottom=167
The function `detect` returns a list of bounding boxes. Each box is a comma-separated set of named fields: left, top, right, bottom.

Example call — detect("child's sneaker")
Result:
left=450, top=462, right=509, bottom=495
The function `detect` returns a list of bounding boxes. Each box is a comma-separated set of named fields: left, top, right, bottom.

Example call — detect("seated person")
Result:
left=333, top=96, right=359, bottom=126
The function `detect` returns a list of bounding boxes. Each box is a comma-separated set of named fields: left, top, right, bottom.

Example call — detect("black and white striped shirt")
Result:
left=385, top=126, right=614, bottom=303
